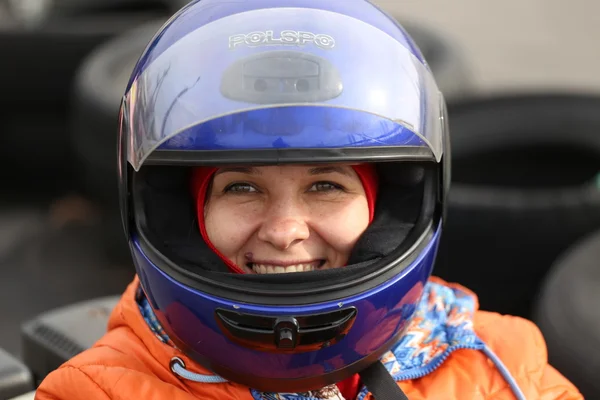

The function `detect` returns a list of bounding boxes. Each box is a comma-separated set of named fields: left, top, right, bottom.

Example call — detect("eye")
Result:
left=224, top=182, right=258, bottom=193
left=308, top=181, right=343, bottom=192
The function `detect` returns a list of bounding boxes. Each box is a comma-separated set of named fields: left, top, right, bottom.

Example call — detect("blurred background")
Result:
left=0, top=1, right=598, bottom=399
left=378, top=0, right=600, bottom=94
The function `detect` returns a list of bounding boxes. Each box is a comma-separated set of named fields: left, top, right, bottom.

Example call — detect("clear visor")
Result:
left=123, top=7, right=444, bottom=170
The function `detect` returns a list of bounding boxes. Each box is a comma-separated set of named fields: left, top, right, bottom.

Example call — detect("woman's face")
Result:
left=204, top=164, right=370, bottom=274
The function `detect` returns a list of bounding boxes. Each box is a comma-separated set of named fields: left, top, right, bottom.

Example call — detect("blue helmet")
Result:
left=118, top=0, right=450, bottom=393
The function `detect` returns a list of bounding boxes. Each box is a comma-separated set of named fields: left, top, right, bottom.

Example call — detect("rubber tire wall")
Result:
left=434, top=94, right=600, bottom=317
left=533, top=229, right=600, bottom=400
left=68, top=20, right=169, bottom=260
left=0, top=0, right=173, bottom=184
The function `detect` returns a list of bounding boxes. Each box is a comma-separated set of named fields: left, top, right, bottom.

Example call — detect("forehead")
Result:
left=214, top=164, right=358, bottom=178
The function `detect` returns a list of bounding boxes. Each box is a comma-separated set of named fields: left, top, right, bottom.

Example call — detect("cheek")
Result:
left=312, top=197, right=370, bottom=250
left=204, top=202, right=258, bottom=257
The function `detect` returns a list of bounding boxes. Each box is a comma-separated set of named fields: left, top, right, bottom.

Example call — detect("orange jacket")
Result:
left=36, top=277, right=582, bottom=400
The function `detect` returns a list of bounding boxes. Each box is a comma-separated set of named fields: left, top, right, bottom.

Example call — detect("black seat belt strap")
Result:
left=359, top=361, right=409, bottom=400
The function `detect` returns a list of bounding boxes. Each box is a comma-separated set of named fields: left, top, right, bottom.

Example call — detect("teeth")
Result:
left=251, top=263, right=320, bottom=274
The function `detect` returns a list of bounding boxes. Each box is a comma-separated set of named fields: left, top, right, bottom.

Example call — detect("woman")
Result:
left=36, top=1, right=581, bottom=399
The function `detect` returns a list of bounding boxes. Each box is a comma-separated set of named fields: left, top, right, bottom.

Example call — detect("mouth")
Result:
left=244, top=260, right=327, bottom=274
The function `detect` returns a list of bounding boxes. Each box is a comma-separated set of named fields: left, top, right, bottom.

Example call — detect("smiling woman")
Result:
left=193, top=164, right=376, bottom=275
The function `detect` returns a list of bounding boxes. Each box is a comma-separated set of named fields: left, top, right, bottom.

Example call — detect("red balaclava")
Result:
left=190, top=164, right=379, bottom=274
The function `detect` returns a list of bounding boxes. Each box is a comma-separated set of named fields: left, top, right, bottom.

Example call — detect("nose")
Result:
left=257, top=216, right=310, bottom=250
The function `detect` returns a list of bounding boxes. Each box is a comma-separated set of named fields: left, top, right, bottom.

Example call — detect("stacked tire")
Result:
left=0, top=0, right=173, bottom=189
left=68, top=19, right=168, bottom=260
left=434, top=94, right=600, bottom=317
left=533, top=229, right=600, bottom=400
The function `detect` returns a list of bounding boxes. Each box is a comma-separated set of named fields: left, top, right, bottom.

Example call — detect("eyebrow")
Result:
left=213, top=165, right=353, bottom=177
left=214, top=167, right=262, bottom=176
left=308, top=166, right=354, bottom=178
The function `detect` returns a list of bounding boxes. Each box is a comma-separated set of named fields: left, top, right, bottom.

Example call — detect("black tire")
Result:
left=533, top=229, right=600, bottom=400
left=70, top=19, right=167, bottom=209
left=69, top=20, right=168, bottom=259
left=397, top=20, right=473, bottom=102
left=0, top=0, right=169, bottom=106
left=434, top=94, right=600, bottom=317
left=169, top=0, right=193, bottom=10
left=3, top=0, right=170, bottom=23
left=0, top=1, right=169, bottom=176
